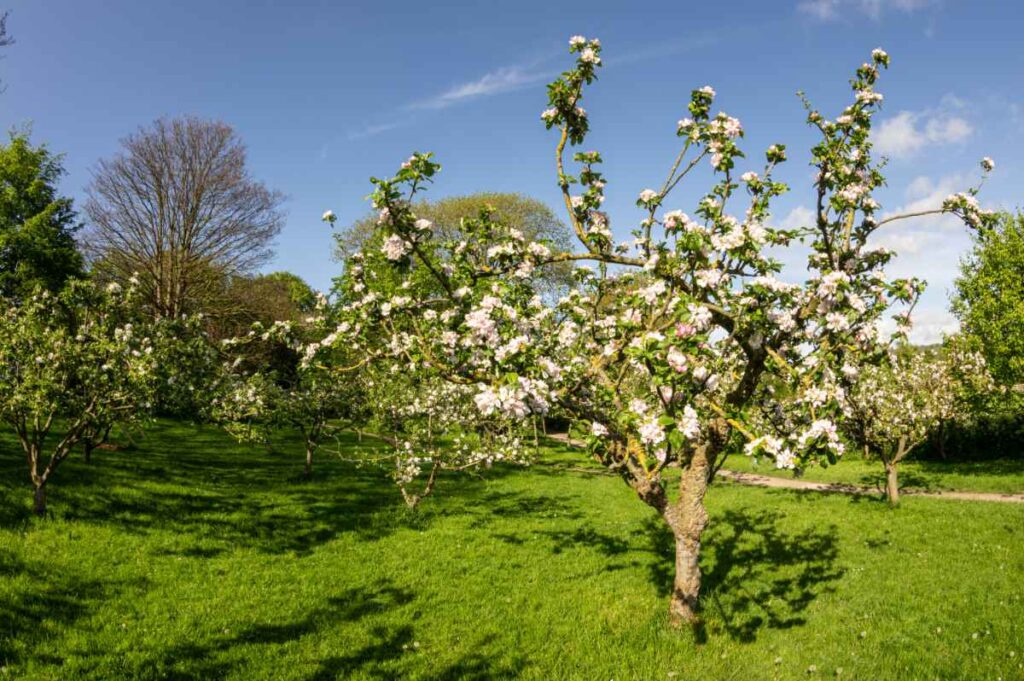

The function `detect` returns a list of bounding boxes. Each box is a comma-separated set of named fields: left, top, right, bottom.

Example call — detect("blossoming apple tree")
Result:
left=0, top=280, right=158, bottom=515
left=215, top=311, right=365, bottom=479
left=843, top=340, right=995, bottom=505
left=843, top=349, right=951, bottom=506
left=316, top=37, right=995, bottom=624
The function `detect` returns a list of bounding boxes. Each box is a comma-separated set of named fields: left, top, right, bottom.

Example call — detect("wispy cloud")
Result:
left=408, top=65, right=557, bottom=111
left=344, top=31, right=722, bottom=141
left=346, top=120, right=406, bottom=141
left=798, top=0, right=933, bottom=22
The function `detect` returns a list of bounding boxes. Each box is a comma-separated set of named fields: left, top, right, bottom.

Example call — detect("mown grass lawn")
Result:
left=721, top=450, right=1024, bottom=495
left=1, top=421, right=1023, bottom=680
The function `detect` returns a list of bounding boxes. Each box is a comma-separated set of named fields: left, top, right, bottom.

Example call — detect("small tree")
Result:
left=355, top=364, right=532, bottom=510
left=215, top=319, right=359, bottom=478
left=843, top=350, right=954, bottom=505
left=0, top=281, right=157, bottom=515
left=0, top=131, right=84, bottom=299
left=84, top=116, right=285, bottom=318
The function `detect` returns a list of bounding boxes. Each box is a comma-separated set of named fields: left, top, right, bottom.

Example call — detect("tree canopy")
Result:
left=953, top=211, right=1024, bottom=387
left=334, top=192, right=574, bottom=297
left=0, top=131, right=84, bottom=299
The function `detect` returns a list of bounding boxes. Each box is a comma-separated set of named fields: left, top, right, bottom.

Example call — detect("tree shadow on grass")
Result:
left=644, top=508, right=844, bottom=643
left=110, top=580, right=416, bottom=680
left=0, top=549, right=145, bottom=669
left=0, top=421, right=414, bottom=557
left=464, top=489, right=583, bottom=530
left=310, top=632, right=526, bottom=681
left=857, top=470, right=936, bottom=494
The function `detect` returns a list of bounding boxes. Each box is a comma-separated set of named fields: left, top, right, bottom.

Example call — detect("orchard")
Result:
left=2, top=8, right=1023, bottom=679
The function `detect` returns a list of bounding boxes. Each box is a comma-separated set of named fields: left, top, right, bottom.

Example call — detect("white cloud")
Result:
left=410, top=66, right=554, bottom=111
left=872, top=111, right=973, bottom=159
left=346, top=120, right=406, bottom=141
left=870, top=229, right=941, bottom=255
left=906, top=309, right=959, bottom=345
left=779, top=205, right=816, bottom=231
left=798, top=0, right=933, bottom=21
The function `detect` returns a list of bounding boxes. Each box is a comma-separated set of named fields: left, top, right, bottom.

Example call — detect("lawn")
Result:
left=720, top=450, right=1024, bottom=495
left=1, top=421, right=1023, bottom=680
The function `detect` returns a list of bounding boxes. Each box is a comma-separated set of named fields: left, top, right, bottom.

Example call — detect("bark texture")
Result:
left=665, top=446, right=712, bottom=625
left=304, top=444, right=315, bottom=479
left=33, top=484, right=46, bottom=516
left=885, top=462, right=900, bottom=507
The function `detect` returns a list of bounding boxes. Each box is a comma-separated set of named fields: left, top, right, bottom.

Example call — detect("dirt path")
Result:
left=546, top=434, right=1024, bottom=504
left=715, top=469, right=1024, bottom=504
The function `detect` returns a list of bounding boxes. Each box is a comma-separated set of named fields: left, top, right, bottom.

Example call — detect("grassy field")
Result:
left=1, top=422, right=1023, bottom=680
left=721, top=450, right=1024, bottom=494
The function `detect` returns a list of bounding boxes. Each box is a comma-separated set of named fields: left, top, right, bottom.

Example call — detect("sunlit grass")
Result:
left=1, top=421, right=1022, bottom=679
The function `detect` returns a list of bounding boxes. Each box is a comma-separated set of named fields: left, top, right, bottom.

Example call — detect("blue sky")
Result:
left=2, top=0, right=1021, bottom=342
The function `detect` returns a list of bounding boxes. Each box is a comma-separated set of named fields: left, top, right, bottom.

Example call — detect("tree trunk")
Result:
left=84, top=441, right=94, bottom=464
left=885, top=461, right=900, bottom=507
left=33, top=483, right=47, bottom=517
left=666, top=447, right=712, bottom=626
left=304, top=444, right=314, bottom=479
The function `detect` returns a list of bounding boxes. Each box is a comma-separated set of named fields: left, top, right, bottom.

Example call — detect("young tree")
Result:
left=952, top=211, right=1024, bottom=387
left=843, top=350, right=952, bottom=505
left=215, top=317, right=360, bottom=478
left=315, top=38, right=995, bottom=625
left=0, top=131, right=84, bottom=299
left=83, top=116, right=285, bottom=318
left=0, top=281, right=157, bottom=515
left=356, top=365, right=531, bottom=509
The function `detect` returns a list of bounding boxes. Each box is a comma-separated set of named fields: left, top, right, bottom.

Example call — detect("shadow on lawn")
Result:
left=705, top=509, right=843, bottom=642
left=857, top=470, right=936, bottom=494
left=0, top=422, right=412, bottom=557
left=103, top=580, right=415, bottom=679
left=646, top=508, right=844, bottom=643
left=0, top=549, right=145, bottom=669
left=112, top=580, right=523, bottom=680
left=310, top=631, right=526, bottom=681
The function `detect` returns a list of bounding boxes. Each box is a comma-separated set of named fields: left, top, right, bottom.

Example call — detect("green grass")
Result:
left=721, top=451, right=1024, bottom=494
left=1, top=421, right=1023, bottom=680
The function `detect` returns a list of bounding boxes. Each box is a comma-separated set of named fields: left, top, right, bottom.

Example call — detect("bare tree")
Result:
left=0, top=11, right=14, bottom=92
left=84, top=117, right=285, bottom=317
left=0, top=12, right=13, bottom=49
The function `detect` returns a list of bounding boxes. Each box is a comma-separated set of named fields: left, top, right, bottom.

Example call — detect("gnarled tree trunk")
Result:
left=664, top=445, right=712, bottom=625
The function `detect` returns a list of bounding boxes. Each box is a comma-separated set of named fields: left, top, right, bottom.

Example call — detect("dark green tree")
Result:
left=0, top=131, right=84, bottom=299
